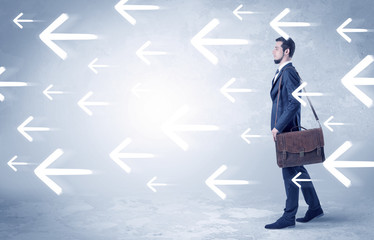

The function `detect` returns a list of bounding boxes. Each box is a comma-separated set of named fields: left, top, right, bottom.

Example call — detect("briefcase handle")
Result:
left=290, top=126, right=308, bottom=132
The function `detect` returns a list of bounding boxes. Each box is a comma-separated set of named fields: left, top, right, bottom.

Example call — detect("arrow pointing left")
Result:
left=206, top=165, right=251, bottom=200
left=39, top=13, right=97, bottom=60
left=191, top=18, right=249, bottom=65
left=7, top=156, right=31, bottom=172
left=43, top=84, right=64, bottom=100
left=88, top=58, right=110, bottom=74
left=78, top=91, right=109, bottom=116
left=233, top=4, right=255, bottom=21
left=337, top=18, right=370, bottom=43
left=13, top=13, right=37, bottom=29
left=270, top=8, right=311, bottom=40
left=163, top=105, right=219, bottom=151
left=241, top=128, right=265, bottom=144
left=220, top=78, right=255, bottom=103
left=291, top=172, right=314, bottom=188
left=0, top=66, right=28, bottom=102
left=136, top=41, right=167, bottom=65
left=34, top=149, right=93, bottom=195
left=147, top=176, right=168, bottom=192
left=114, top=0, right=160, bottom=25
left=292, top=82, right=323, bottom=107
left=17, top=116, right=50, bottom=142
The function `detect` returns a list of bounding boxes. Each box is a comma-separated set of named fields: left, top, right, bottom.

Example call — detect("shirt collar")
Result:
left=277, top=61, right=292, bottom=72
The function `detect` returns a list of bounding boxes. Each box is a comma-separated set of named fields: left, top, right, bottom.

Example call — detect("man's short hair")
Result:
left=275, top=37, right=295, bottom=58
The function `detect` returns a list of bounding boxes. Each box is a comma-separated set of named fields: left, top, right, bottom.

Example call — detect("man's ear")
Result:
left=284, top=49, right=290, bottom=56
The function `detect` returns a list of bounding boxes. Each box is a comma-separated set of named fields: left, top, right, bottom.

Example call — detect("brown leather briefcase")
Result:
left=275, top=127, right=325, bottom=168
left=274, top=68, right=325, bottom=168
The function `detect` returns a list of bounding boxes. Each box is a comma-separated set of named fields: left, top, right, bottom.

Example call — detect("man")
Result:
left=265, top=37, right=324, bottom=229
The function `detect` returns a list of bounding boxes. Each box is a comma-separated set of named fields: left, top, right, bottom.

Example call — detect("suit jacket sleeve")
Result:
left=275, top=69, right=301, bottom=132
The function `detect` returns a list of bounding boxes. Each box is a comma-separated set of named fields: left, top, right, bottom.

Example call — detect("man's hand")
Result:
left=272, top=128, right=279, bottom=142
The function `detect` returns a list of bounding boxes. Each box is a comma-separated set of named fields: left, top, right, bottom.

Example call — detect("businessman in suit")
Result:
left=265, top=37, right=324, bottom=229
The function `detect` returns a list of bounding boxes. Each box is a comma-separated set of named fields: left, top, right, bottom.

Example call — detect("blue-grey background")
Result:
left=1, top=0, right=374, bottom=239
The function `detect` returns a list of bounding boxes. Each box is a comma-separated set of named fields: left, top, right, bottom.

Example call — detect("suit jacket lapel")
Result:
left=270, top=62, right=293, bottom=92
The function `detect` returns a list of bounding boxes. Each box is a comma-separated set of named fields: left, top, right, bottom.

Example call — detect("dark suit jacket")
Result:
left=270, top=63, right=301, bottom=133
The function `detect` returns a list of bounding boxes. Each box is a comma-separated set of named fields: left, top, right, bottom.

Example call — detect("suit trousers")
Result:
left=281, top=166, right=321, bottom=222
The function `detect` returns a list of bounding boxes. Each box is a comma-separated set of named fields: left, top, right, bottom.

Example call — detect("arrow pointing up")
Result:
left=270, top=8, right=311, bottom=40
left=39, top=13, right=97, bottom=60
left=7, top=156, right=31, bottom=172
left=206, top=165, right=251, bottom=200
left=114, top=0, right=160, bottom=25
left=136, top=41, right=167, bottom=65
left=13, top=13, right=37, bottom=29
left=220, top=78, right=255, bottom=103
left=292, top=82, right=323, bottom=107
left=337, top=18, right=370, bottom=43
left=191, top=18, right=249, bottom=65
left=110, top=138, right=154, bottom=174
left=324, top=141, right=374, bottom=187
left=341, top=55, right=374, bottom=108
left=78, top=91, right=109, bottom=116
left=17, top=116, right=50, bottom=142
left=163, top=105, right=219, bottom=151
left=34, top=149, right=93, bottom=195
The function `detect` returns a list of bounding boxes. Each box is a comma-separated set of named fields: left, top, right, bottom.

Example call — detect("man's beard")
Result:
left=274, top=52, right=284, bottom=64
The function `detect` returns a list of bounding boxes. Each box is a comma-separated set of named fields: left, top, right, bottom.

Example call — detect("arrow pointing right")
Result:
left=324, top=141, right=374, bottom=188
left=110, top=138, right=155, bottom=174
left=341, top=55, right=374, bottom=108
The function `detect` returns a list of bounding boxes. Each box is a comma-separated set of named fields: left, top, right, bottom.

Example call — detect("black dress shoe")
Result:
left=265, top=217, right=295, bottom=229
left=296, top=208, right=324, bottom=223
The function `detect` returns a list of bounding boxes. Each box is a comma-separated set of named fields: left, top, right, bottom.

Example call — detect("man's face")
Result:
left=272, top=41, right=284, bottom=64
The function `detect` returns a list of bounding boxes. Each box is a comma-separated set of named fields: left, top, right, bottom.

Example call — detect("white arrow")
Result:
left=270, top=8, right=311, bottom=40
left=114, top=0, right=160, bottom=25
left=43, top=84, right=64, bottom=101
left=233, top=4, right=255, bottom=21
left=110, top=138, right=154, bottom=174
left=291, top=172, right=314, bottom=188
left=17, top=116, right=50, bottom=142
left=147, top=176, right=168, bottom=192
left=341, top=55, right=374, bottom=108
left=132, top=83, right=151, bottom=98
left=292, top=82, right=323, bottom=107
left=191, top=18, right=249, bottom=65
left=78, top=91, right=109, bottom=116
left=337, top=18, right=370, bottom=43
left=220, top=78, right=255, bottom=103
left=136, top=41, right=167, bottom=65
left=324, top=141, right=374, bottom=187
left=34, top=149, right=92, bottom=195
left=13, top=13, right=37, bottom=29
left=88, top=58, right=110, bottom=74
left=7, top=156, right=31, bottom=172
left=0, top=66, right=28, bottom=102
left=206, top=165, right=250, bottom=200
left=39, top=13, right=97, bottom=60
left=324, top=116, right=345, bottom=132
left=241, top=128, right=264, bottom=144
left=163, top=105, right=219, bottom=151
